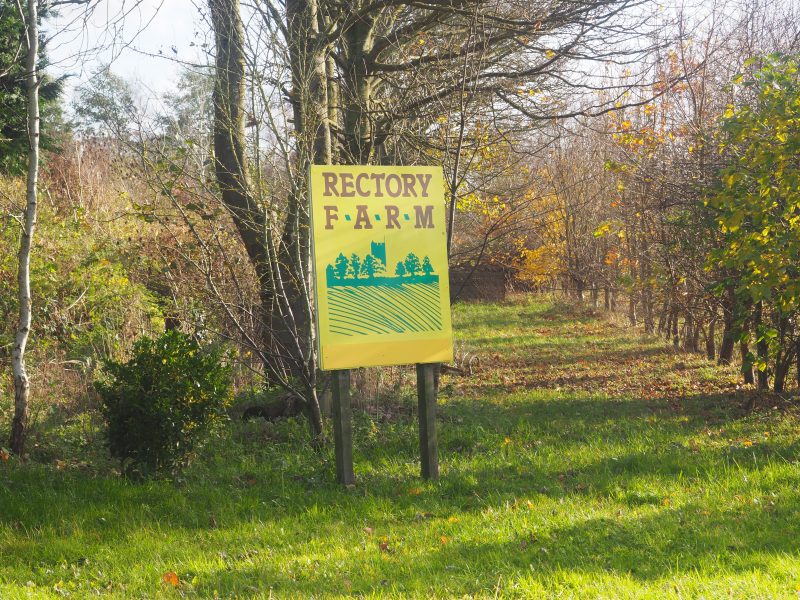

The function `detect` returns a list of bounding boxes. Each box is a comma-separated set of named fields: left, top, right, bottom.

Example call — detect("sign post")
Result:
left=331, top=369, right=354, bottom=485
left=309, top=166, right=453, bottom=484
left=416, top=363, right=438, bottom=480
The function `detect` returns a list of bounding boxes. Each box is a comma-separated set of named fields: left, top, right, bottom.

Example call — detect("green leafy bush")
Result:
left=97, top=331, right=232, bottom=476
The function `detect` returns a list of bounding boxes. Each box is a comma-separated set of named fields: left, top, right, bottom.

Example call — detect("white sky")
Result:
left=47, top=0, right=205, bottom=101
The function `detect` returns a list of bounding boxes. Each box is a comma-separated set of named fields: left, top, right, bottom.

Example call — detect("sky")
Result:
left=47, top=0, right=205, bottom=101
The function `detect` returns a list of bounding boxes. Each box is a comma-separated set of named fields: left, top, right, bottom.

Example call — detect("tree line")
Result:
left=524, top=0, right=800, bottom=392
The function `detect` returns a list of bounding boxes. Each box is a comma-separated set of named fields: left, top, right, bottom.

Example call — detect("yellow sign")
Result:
left=309, top=165, right=454, bottom=370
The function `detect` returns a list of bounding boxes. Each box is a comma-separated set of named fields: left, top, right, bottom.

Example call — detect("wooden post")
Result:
left=332, top=369, right=355, bottom=485
left=416, top=363, right=439, bottom=480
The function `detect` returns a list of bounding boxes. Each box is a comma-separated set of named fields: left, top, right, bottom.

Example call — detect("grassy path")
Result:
left=2, top=296, right=800, bottom=598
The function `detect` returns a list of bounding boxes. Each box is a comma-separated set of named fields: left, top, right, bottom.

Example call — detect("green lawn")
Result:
left=2, top=296, right=800, bottom=598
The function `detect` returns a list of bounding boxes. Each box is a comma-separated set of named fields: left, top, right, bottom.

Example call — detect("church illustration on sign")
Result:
left=323, top=241, right=443, bottom=336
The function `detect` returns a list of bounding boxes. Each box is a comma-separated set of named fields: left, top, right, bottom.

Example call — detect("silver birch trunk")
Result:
left=10, top=0, right=39, bottom=456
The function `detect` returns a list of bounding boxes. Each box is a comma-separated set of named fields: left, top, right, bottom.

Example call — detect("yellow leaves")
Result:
left=407, top=487, right=422, bottom=496
left=0, top=448, right=9, bottom=462
left=662, top=498, right=670, bottom=507
left=518, top=244, right=562, bottom=285
left=603, top=248, right=620, bottom=266
left=439, top=535, right=449, bottom=545
left=545, top=49, right=555, bottom=59
left=447, top=516, right=460, bottom=524
left=594, top=222, right=612, bottom=238
left=162, top=571, right=180, bottom=587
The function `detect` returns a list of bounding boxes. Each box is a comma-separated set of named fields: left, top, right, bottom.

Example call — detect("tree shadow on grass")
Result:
left=193, top=488, right=800, bottom=597
left=0, top=382, right=792, bottom=592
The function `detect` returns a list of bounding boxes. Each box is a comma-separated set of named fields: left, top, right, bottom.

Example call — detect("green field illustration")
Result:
left=325, top=241, right=443, bottom=336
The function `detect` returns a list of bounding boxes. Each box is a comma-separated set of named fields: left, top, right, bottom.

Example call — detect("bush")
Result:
left=97, top=331, right=232, bottom=476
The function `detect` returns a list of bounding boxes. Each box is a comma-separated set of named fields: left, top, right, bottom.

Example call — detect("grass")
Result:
left=2, top=295, right=800, bottom=598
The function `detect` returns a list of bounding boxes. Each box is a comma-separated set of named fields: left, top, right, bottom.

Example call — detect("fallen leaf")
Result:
left=0, top=448, right=10, bottom=463
left=162, top=571, right=180, bottom=587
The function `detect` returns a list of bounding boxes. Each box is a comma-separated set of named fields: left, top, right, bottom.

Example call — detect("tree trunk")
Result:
left=628, top=294, right=637, bottom=327
left=657, top=299, right=669, bottom=334
left=718, top=284, right=736, bottom=365
left=642, top=287, right=654, bottom=334
left=754, top=301, right=769, bottom=390
left=604, top=287, right=610, bottom=311
left=690, top=320, right=701, bottom=353
left=740, top=341, right=754, bottom=385
left=671, top=307, right=679, bottom=348
left=575, top=278, right=585, bottom=302
left=210, top=0, right=323, bottom=439
left=705, top=317, right=716, bottom=361
left=9, top=0, right=39, bottom=456
left=774, top=360, right=789, bottom=393
left=796, top=337, right=800, bottom=388
left=773, top=316, right=792, bottom=393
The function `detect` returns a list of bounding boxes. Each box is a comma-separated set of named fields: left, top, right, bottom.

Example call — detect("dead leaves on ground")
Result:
left=161, top=571, right=180, bottom=587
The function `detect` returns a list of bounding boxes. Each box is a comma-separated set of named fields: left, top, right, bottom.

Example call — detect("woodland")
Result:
left=1, top=0, right=800, bottom=596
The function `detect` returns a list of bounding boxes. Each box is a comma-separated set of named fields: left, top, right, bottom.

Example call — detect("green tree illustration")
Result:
left=361, top=254, right=377, bottom=278
left=349, top=253, right=361, bottom=279
left=422, top=256, right=434, bottom=275
left=404, top=252, right=421, bottom=277
left=334, top=253, right=349, bottom=279
left=395, top=261, right=406, bottom=277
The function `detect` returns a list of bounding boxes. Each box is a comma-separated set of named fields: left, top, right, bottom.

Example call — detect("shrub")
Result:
left=97, top=331, right=231, bottom=476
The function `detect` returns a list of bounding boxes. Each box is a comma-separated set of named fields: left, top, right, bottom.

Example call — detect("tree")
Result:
left=9, top=0, right=39, bottom=455
left=205, top=0, right=669, bottom=440
left=361, top=254, right=377, bottom=278
left=349, top=253, right=361, bottom=279
left=395, top=262, right=406, bottom=277
left=422, top=256, right=433, bottom=276
left=709, top=54, right=800, bottom=392
left=72, top=66, right=137, bottom=138
left=404, top=253, right=421, bottom=277
left=334, top=253, right=349, bottom=279
left=0, top=0, right=62, bottom=175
